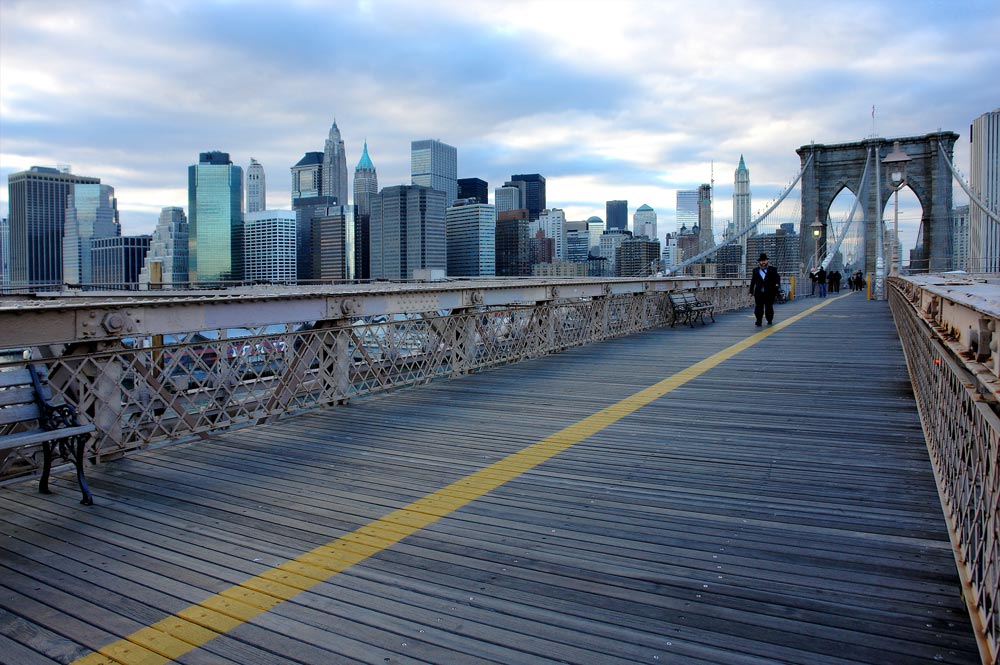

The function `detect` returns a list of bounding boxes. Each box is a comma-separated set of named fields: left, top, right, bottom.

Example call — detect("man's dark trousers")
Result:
left=754, top=292, right=775, bottom=325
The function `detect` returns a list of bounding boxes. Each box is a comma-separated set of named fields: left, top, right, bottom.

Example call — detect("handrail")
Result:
left=888, top=276, right=999, bottom=664
left=0, top=278, right=750, bottom=483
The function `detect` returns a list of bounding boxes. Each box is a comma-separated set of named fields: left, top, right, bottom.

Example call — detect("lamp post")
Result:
left=882, top=141, right=911, bottom=276
left=810, top=217, right=825, bottom=271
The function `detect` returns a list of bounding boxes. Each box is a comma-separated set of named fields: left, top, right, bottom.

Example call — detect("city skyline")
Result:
left=2, top=0, right=998, bottom=255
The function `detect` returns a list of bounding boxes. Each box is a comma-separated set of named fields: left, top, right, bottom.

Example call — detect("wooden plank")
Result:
left=0, top=607, right=88, bottom=665
left=0, top=403, right=41, bottom=427
left=0, top=424, right=94, bottom=450
left=0, top=386, right=36, bottom=408
left=0, top=368, right=32, bottom=389
left=0, top=294, right=981, bottom=664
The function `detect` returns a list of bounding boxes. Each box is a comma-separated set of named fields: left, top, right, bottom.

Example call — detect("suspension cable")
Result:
left=939, top=141, right=1000, bottom=224
left=821, top=145, right=872, bottom=270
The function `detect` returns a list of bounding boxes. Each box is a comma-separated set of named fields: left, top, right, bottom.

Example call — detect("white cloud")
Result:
left=0, top=0, right=995, bottom=251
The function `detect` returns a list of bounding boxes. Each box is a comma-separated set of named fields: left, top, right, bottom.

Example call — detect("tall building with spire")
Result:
left=322, top=120, right=349, bottom=205
left=352, top=141, right=377, bottom=281
left=733, top=155, right=751, bottom=235
left=246, top=158, right=266, bottom=213
left=353, top=141, right=378, bottom=218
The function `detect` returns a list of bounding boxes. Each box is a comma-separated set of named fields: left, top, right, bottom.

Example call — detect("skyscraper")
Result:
left=616, top=235, right=661, bottom=277
left=312, top=205, right=356, bottom=281
left=0, top=217, right=10, bottom=288
left=292, top=150, right=337, bottom=280
left=633, top=204, right=656, bottom=239
left=564, top=220, right=590, bottom=263
left=370, top=185, right=446, bottom=280
left=606, top=200, right=628, bottom=231
left=411, top=139, right=458, bottom=206
left=63, top=183, right=120, bottom=286
left=7, top=166, right=100, bottom=287
left=733, top=155, right=751, bottom=235
left=353, top=141, right=378, bottom=218
left=244, top=210, right=297, bottom=283
left=587, top=216, right=605, bottom=255
left=91, top=235, right=151, bottom=288
left=676, top=189, right=699, bottom=231
left=291, top=152, right=324, bottom=207
left=698, top=184, right=713, bottom=253
left=969, top=108, right=999, bottom=272
left=599, top=228, right=632, bottom=273
left=322, top=120, right=349, bottom=207
left=495, top=209, right=531, bottom=277
left=951, top=205, right=970, bottom=272
left=246, top=158, right=266, bottom=213
left=188, top=151, right=243, bottom=283
left=457, top=178, right=488, bottom=205
left=352, top=142, right=377, bottom=282
left=537, top=208, right=566, bottom=260
left=139, top=207, right=189, bottom=288
left=508, top=174, right=545, bottom=222
left=494, top=185, right=522, bottom=212
left=446, top=199, right=496, bottom=276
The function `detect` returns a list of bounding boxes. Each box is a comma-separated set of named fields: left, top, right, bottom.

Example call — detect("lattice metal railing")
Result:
left=889, top=279, right=999, bottom=665
left=1, top=284, right=746, bottom=483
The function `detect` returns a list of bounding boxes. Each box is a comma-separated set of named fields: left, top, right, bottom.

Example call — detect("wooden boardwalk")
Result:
left=0, top=293, right=981, bottom=664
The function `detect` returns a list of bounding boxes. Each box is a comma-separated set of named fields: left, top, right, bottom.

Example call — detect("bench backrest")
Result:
left=668, top=291, right=698, bottom=305
left=0, top=366, right=51, bottom=428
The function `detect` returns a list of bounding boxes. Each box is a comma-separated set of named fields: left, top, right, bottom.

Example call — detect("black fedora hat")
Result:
left=757, top=253, right=768, bottom=261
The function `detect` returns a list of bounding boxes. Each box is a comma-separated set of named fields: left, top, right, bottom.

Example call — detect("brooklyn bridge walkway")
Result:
left=0, top=292, right=981, bottom=664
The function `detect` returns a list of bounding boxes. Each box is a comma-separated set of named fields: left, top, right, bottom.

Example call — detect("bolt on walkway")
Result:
left=0, top=292, right=981, bottom=664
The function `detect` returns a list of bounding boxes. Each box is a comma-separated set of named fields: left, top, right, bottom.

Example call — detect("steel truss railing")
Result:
left=888, top=277, right=999, bottom=665
left=0, top=280, right=747, bottom=484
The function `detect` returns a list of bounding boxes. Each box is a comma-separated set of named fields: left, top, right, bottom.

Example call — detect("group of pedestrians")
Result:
left=808, top=267, right=867, bottom=296
left=810, top=267, right=845, bottom=297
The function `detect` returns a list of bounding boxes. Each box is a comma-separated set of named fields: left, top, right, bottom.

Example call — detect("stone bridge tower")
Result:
left=797, top=131, right=959, bottom=275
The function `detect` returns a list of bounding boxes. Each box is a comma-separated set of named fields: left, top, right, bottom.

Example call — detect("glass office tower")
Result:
left=606, top=200, right=628, bottom=231
left=7, top=166, right=100, bottom=288
left=63, top=183, right=120, bottom=286
left=411, top=139, right=458, bottom=207
left=188, top=152, right=243, bottom=283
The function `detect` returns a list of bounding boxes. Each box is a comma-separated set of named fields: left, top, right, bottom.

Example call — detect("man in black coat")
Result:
left=748, top=252, right=781, bottom=326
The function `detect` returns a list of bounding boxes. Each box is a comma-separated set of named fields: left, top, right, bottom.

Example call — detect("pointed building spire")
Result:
left=356, top=140, right=375, bottom=171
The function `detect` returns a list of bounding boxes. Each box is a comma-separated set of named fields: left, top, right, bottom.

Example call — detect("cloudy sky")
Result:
left=2, top=0, right=998, bottom=253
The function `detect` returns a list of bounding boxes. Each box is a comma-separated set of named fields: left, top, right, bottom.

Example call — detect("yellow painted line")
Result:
left=73, top=297, right=838, bottom=664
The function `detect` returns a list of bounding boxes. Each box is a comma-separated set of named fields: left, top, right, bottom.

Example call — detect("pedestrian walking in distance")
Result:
left=749, top=253, right=781, bottom=327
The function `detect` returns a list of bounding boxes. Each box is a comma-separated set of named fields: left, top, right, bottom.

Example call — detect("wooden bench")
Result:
left=668, top=290, right=716, bottom=328
left=0, top=364, right=96, bottom=505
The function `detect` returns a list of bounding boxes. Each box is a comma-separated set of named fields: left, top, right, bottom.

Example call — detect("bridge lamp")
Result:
left=882, top=142, right=911, bottom=275
left=810, top=217, right=825, bottom=271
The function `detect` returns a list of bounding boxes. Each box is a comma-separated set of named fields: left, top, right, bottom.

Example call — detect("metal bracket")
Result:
left=77, top=309, right=138, bottom=339
left=969, top=318, right=993, bottom=363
